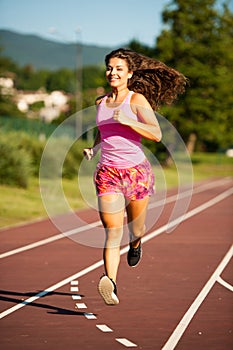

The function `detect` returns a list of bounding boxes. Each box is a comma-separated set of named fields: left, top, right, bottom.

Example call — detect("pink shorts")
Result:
left=94, top=158, right=154, bottom=200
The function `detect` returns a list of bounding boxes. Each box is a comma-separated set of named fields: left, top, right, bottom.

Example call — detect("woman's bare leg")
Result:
left=98, top=194, right=125, bottom=282
left=126, top=196, right=149, bottom=247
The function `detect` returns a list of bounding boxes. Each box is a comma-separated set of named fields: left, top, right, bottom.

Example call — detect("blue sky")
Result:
left=0, top=0, right=232, bottom=47
left=0, top=0, right=166, bottom=47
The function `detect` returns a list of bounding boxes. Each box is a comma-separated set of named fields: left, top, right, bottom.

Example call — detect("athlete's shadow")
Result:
left=0, top=289, right=75, bottom=298
left=0, top=290, right=91, bottom=316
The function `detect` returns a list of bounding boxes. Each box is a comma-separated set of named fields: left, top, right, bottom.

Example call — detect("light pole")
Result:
left=48, top=27, right=83, bottom=138
left=75, top=27, right=83, bottom=138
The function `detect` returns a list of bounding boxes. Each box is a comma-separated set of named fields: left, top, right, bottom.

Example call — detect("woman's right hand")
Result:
left=83, top=148, right=94, bottom=161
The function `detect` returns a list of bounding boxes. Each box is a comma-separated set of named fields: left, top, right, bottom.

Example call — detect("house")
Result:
left=16, top=89, right=70, bottom=121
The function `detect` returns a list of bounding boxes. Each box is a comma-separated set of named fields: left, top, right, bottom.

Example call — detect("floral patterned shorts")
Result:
left=94, top=158, right=154, bottom=200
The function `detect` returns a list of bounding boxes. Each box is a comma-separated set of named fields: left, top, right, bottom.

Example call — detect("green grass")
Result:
left=0, top=178, right=46, bottom=228
left=0, top=153, right=232, bottom=229
left=166, top=152, right=233, bottom=185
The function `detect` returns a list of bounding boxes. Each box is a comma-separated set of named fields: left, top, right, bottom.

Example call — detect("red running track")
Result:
left=0, top=177, right=232, bottom=350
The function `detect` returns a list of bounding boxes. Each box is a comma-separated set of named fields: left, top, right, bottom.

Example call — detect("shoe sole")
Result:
left=98, top=276, right=119, bottom=305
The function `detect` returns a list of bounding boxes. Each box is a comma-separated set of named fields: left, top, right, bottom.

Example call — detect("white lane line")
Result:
left=96, top=324, right=113, bottom=332
left=0, top=188, right=232, bottom=320
left=1, top=178, right=231, bottom=259
left=217, top=276, right=233, bottom=292
left=116, top=338, right=137, bottom=347
left=75, top=303, right=87, bottom=309
left=70, top=286, right=79, bottom=292
left=149, top=177, right=231, bottom=209
left=141, top=187, right=233, bottom=245
left=0, top=220, right=102, bottom=259
left=161, top=244, right=233, bottom=350
left=84, top=312, right=97, bottom=320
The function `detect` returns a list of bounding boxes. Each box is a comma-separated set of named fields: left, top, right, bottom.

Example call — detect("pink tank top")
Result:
left=96, top=91, right=145, bottom=168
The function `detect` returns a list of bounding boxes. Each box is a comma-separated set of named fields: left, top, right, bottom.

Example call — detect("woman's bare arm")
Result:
left=113, top=93, right=162, bottom=142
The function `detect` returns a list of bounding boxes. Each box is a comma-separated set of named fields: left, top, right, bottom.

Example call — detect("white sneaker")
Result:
left=98, top=275, right=119, bottom=305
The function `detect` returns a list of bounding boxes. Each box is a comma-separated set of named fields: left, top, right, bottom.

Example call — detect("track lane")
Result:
left=0, top=177, right=231, bottom=258
left=1, top=181, right=232, bottom=319
left=0, top=178, right=232, bottom=349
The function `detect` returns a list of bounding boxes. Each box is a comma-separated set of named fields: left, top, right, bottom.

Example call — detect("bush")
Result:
left=40, top=137, right=88, bottom=180
left=0, top=136, right=32, bottom=188
left=0, top=130, right=90, bottom=188
left=63, top=139, right=88, bottom=179
left=14, top=132, right=45, bottom=176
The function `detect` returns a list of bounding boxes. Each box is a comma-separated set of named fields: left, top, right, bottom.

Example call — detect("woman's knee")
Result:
left=130, top=224, right=146, bottom=239
left=105, top=227, right=123, bottom=247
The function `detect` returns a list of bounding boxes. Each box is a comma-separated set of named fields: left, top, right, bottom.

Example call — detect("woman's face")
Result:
left=106, top=57, right=132, bottom=89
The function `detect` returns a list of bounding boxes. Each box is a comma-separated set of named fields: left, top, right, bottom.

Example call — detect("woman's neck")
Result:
left=110, top=87, right=129, bottom=102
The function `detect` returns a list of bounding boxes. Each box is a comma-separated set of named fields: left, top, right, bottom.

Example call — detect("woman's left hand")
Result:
left=113, top=109, right=129, bottom=125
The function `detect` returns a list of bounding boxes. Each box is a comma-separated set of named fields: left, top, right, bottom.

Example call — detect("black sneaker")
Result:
left=127, top=241, right=142, bottom=267
left=98, top=275, right=119, bottom=305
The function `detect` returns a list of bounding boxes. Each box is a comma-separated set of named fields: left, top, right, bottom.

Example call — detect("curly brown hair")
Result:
left=105, top=48, right=187, bottom=110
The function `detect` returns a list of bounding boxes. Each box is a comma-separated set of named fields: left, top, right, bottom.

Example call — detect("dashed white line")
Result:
left=96, top=324, right=113, bottom=332
left=116, top=338, right=137, bottom=347
left=75, top=303, right=87, bottom=309
left=70, top=280, right=79, bottom=286
left=84, top=313, right=97, bottom=320
left=71, top=294, right=82, bottom=300
left=70, top=286, right=79, bottom=292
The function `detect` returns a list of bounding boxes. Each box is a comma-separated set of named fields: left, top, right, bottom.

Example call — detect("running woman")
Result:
left=83, top=48, right=187, bottom=305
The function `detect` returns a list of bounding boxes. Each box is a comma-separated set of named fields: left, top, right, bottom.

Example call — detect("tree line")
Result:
left=134, top=0, right=233, bottom=152
left=1, top=0, right=232, bottom=152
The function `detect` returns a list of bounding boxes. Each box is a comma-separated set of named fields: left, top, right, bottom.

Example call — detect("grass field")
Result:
left=0, top=153, right=232, bottom=229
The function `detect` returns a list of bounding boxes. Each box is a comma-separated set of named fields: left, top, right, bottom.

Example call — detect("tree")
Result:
left=128, top=39, right=155, bottom=58
left=155, top=0, right=233, bottom=152
left=45, top=68, right=76, bottom=93
left=0, top=49, right=18, bottom=74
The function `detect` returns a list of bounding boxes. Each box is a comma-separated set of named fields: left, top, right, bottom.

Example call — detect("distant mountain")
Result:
left=0, top=30, right=113, bottom=70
